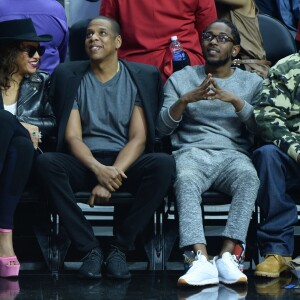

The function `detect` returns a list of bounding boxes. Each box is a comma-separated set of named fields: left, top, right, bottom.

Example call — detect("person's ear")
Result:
left=115, top=35, right=122, bottom=50
left=232, top=45, right=240, bottom=57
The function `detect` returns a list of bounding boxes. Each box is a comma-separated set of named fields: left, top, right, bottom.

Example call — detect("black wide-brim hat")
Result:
left=0, top=18, right=52, bottom=42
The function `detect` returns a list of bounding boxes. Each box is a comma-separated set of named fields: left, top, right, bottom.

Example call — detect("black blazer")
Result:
left=49, top=59, right=164, bottom=153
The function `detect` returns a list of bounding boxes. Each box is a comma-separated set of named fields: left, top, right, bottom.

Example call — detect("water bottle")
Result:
left=169, top=36, right=190, bottom=72
left=170, top=36, right=186, bottom=62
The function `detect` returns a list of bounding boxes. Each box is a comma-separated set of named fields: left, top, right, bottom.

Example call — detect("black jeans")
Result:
left=35, top=151, right=175, bottom=253
left=0, top=110, right=35, bottom=228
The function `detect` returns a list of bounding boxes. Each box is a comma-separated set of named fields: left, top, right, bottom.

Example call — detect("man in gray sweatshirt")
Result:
left=157, top=19, right=262, bottom=287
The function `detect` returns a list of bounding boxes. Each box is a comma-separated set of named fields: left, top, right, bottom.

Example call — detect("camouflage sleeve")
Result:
left=254, top=53, right=300, bottom=162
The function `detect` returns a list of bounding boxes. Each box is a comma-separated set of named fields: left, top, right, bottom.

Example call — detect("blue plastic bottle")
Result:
left=169, top=36, right=191, bottom=72
left=169, top=36, right=186, bottom=62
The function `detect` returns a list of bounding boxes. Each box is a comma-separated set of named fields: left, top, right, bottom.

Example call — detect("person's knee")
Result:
left=238, top=167, right=260, bottom=191
left=253, top=144, right=281, bottom=165
left=0, top=110, right=16, bottom=126
left=153, top=152, right=174, bottom=165
left=35, top=152, right=59, bottom=176
left=149, top=153, right=176, bottom=178
left=11, top=136, right=35, bottom=159
left=174, top=167, right=199, bottom=191
left=11, top=135, right=32, bottom=148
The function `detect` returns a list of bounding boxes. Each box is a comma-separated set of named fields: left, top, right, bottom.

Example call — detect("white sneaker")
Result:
left=215, top=252, right=247, bottom=284
left=178, top=251, right=219, bottom=287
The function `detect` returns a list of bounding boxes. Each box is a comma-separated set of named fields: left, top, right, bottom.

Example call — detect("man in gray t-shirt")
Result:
left=36, top=16, right=175, bottom=280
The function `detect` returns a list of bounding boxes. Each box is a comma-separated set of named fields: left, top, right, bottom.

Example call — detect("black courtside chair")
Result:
left=258, top=14, right=297, bottom=66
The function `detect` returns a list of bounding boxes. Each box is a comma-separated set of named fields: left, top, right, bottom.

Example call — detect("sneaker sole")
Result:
left=219, top=276, right=247, bottom=284
left=254, top=271, right=280, bottom=278
left=255, top=266, right=290, bottom=278
left=177, top=277, right=219, bottom=287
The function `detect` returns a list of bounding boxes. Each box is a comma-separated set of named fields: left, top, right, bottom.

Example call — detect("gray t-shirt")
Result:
left=73, top=62, right=141, bottom=153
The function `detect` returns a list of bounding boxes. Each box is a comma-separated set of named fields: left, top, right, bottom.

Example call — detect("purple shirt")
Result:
left=0, top=0, right=69, bottom=74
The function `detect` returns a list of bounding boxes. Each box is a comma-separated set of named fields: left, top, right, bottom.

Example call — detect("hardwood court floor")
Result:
left=1, top=268, right=300, bottom=299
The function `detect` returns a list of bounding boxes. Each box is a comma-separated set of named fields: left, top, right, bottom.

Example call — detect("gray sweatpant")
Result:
left=173, top=147, right=260, bottom=249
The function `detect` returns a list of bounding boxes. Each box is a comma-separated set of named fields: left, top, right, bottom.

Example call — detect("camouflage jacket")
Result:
left=254, top=53, right=300, bottom=162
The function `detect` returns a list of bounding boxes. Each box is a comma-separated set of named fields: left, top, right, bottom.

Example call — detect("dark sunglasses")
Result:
left=20, top=45, right=45, bottom=58
left=202, top=32, right=235, bottom=44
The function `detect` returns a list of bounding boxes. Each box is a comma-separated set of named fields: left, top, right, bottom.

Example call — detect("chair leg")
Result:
left=48, top=213, right=71, bottom=274
left=33, top=224, right=52, bottom=271
left=32, top=202, right=54, bottom=272
left=49, top=212, right=60, bottom=274
left=143, top=210, right=164, bottom=270
left=245, top=210, right=259, bottom=269
left=162, top=217, right=178, bottom=269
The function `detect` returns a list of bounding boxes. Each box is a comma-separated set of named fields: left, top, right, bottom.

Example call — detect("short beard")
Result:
left=204, top=54, right=231, bottom=67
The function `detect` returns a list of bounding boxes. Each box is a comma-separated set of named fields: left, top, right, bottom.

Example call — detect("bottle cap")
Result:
left=171, top=36, right=178, bottom=41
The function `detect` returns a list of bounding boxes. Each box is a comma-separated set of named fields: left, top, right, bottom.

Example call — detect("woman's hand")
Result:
left=20, top=122, right=41, bottom=149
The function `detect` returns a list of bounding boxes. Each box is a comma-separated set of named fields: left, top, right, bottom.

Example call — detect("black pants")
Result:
left=35, top=151, right=175, bottom=253
left=0, top=110, right=35, bottom=228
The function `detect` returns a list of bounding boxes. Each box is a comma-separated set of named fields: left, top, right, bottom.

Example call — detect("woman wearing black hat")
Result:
left=0, top=18, right=56, bottom=277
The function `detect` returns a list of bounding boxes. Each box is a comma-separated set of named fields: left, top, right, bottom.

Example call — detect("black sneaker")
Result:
left=78, top=247, right=103, bottom=279
left=106, top=246, right=131, bottom=279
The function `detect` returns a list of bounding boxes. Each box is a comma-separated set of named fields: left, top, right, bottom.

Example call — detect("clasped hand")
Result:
left=183, top=73, right=235, bottom=104
left=88, top=166, right=127, bottom=207
left=88, top=184, right=111, bottom=207
left=95, top=165, right=127, bottom=192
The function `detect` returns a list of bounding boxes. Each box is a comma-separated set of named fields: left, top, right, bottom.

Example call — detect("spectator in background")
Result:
left=0, top=0, right=69, bottom=74
left=255, top=0, right=279, bottom=17
left=275, top=0, right=300, bottom=35
left=100, top=0, right=217, bottom=82
left=68, top=0, right=102, bottom=27
left=253, top=52, right=300, bottom=278
left=255, top=0, right=300, bottom=37
left=216, top=0, right=270, bottom=78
